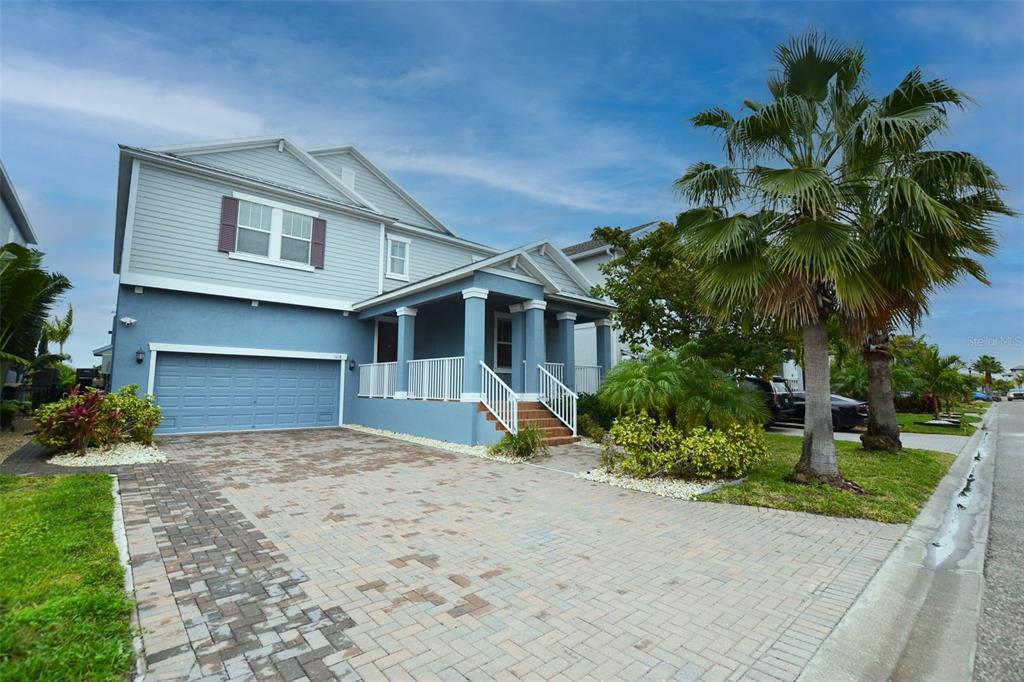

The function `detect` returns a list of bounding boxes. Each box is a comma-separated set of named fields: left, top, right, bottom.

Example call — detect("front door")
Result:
left=376, top=319, right=398, bottom=362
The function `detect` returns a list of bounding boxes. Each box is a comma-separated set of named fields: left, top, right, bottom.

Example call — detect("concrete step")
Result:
left=544, top=436, right=581, bottom=446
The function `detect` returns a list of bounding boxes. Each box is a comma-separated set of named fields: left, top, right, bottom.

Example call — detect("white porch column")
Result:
left=510, top=303, right=525, bottom=393
left=394, top=306, right=417, bottom=399
left=461, top=288, right=488, bottom=401
left=596, top=318, right=613, bottom=379
left=557, top=312, right=577, bottom=391
left=523, top=299, right=546, bottom=398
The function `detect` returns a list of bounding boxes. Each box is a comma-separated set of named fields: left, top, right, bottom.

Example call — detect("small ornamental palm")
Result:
left=971, top=355, right=1004, bottom=395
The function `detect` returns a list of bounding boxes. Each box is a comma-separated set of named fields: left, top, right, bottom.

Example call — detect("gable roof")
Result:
left=353, top=239, right=610, bottom=312
left=156, top=136, right=378, bottom=211
left=307, top=144, right=452, bottom=235
left=1, top=161, right=38, bottom=245
left=562, top=220, right=662, bottom=258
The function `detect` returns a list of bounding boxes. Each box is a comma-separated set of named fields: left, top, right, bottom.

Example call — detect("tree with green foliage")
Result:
left=591, top=222, right=793, bottom=378
left=914, top=345, right=964, bottom=418
left=970, top=355, right=1004, bottom=395
left=43, top=304, right=74, bottom=357
left=0, top=244, right=71, bottom=378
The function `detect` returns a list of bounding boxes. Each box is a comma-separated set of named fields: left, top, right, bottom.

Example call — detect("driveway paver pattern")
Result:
left=13, top=429, right=906, bottom=681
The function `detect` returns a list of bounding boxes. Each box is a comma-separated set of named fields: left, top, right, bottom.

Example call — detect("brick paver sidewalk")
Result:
left=5, top=429, right=904, bottom=681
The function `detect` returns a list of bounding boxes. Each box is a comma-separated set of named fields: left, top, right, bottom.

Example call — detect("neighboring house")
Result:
left=1, top=161, right=39, bottom=247
left=109, top=136, right=615, bottom=445
left=562, top=222, right=806, bottom=390
left=563, top=221, right=661, bottom=371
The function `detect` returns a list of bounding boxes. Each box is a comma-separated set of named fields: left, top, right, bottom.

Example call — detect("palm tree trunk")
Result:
left=792, top=318, right=841, bottom=483
left=860, top=336, right=902, bottom=452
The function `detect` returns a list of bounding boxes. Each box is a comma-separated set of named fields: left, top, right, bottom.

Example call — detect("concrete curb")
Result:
left=800, top=406, right=999, bottom=682
left=110, top=474, right=148, bottom=681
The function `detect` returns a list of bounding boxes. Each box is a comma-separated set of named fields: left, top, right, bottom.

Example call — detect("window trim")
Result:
left=493, top=311, right=512, bottom=373
left=385, top=234, right=411, bottom=281
left=230, top=191, right=320, bottom=268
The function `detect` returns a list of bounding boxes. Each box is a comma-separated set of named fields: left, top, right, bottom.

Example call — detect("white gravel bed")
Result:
left=49, top=442, right=167, bottom=467
left=575, top=467, right=736, bottom=500
left=343, top=424, right=527, bottom=463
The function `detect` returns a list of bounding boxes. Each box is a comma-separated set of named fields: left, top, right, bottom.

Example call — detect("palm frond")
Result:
left=674, top=162, right=742, bottom=206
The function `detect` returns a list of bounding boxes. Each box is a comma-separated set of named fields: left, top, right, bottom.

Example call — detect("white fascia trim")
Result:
left=377, top=223, right=386, bottom=294
left=546, top=291, right=617, bottom=311
left=389, top=222, right=498, bottom=255
left=232, top=190, right=320, bottom=217
left=515, top=253, right=560, bottom=293
left=123, top=147, right=396, bottom=227
left=462, top=287, right=489, bottom=300
left=567, top=245, right=615, bottom=261
left=396, top=306, right=418, bottom=317
left=148, top=342, right=347, bottom=361
left=155, top=135, right=295, bottom=155
left=287, top=141, right=381, bottom=212
left=308, top=145, right=454, bottom=236
left=92, top=344, right=113, bottom=355
left=556, top=312, right=578, bottom=321
left=536, top=240, right=596, bottom=293
left=522, top=299, right=546, bottom=311
left=228, top=252, right=316, bottom=272
left=480, top=267, right=542, bottom=286
left=119, top=159, right=141, bottom=274
left=119, top=272, right=355, bottom=311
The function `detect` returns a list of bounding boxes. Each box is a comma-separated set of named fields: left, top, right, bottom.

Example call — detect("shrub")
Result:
left=578, top=414, right=606, bottom=443
left=577, top=392, right=614, bottom=430
left=488, top=424, right=548, bottom=459
left=607, top=414, right=768, bottom=480
left=33, top=385, right=162, bottom=454
left=57, top=363, right=77, bottom=389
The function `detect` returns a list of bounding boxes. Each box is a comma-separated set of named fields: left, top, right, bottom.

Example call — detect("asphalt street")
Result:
left=975, top=402, right=1024, bottom=681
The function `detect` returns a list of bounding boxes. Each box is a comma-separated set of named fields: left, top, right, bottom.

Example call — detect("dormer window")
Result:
left=386, top=235, right=410, bottom=281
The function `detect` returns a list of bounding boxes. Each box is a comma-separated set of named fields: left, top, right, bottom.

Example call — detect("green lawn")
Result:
left=0, top=475, right=134, bottom=681
left=700, top=433, right=955, bottom=524
left=897, top=412, right=981, bottom=436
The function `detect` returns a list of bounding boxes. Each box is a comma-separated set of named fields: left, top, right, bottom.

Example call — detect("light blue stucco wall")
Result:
left=111, top=285, right=375, bottom=414
left=347, top=399, right=502, bottom=446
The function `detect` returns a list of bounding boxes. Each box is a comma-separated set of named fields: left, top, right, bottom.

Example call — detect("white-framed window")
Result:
left=386, top=235, right=410, bottom=281
left=230, top=192, right=319, bottom=271
left=494, top=312, right=512, bottom=372
left=235, top=200, right=273, bottom=257
left=280, top=210, right=313, bottom=264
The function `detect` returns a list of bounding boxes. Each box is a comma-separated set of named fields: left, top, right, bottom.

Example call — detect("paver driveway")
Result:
left=117, top=428, right=904, bottom=681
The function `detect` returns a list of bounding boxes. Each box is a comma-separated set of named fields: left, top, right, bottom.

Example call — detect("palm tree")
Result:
left=676, top=33, right=890, bottom=486
left=0, top=244, right=72, bottom=376
left=971, top=355, right=1004, bottom=395
left=43, top=304, right=74, bottom=357
left=915, top=345, right=964, bottom=418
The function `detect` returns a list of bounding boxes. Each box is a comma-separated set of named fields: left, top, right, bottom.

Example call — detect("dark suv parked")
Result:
left=788, top=392, right=869, bottom=431
left=743, top=376, right=798, bottom=425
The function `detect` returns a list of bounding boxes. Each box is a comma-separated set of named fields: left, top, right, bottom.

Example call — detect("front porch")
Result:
left=350, top=267, right=615, bottom=445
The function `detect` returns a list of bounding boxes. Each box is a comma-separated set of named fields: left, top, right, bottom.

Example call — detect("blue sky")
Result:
left=2, top=1, right=1022, bottom=371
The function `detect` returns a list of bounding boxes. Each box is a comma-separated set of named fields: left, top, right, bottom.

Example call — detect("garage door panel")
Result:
left=155, top=352, right=339, bottom=434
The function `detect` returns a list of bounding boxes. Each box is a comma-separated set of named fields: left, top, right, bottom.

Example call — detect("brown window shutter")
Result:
left=218, top=196, right=239, bottom=252
left=311, top=218, right=326, bottom=268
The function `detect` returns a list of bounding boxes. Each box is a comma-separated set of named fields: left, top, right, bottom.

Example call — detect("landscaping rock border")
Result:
left=342, top=424, right=528, bottom=463
left=575, top=467, right=734, bottom=501
left=49, top=443, right=167, bottom=467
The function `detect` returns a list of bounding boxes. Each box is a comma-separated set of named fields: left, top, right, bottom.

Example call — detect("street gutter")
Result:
left=800, top=405, right=999, bottom=682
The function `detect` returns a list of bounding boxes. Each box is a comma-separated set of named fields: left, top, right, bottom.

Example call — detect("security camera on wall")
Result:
left=119, top=317, right=137, bottom=327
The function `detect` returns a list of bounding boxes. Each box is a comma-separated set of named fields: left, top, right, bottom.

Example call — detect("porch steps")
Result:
left=479, top=401, right=580, bottom=446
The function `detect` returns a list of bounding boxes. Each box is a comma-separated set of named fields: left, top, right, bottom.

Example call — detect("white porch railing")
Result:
left=408, top=356, right=464, bottom=401
left=538, top=364, right=577, bottom=436
left=542, top=362, right=564, bottom=383
left=575, top=365, right=602, bottom=395
left=358, top=362, right=397, bottom=398
left=481, top=361, right=518, bottom=435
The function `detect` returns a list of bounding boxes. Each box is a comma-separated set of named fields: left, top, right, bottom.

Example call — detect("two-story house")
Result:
left=109, top=136, right=616, bottom=445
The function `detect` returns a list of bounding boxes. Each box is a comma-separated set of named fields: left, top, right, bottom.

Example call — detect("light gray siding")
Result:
left=183, top=147, right=354, bottom=204
left=528, top=248, right=589, bottom=296
left=382, top=229, right=490, bottom=293
left=314, top=151, right=437, bottom=230
left=127, top=163, right=381, bottom=303
left=1, top=200, right=26, bottom=246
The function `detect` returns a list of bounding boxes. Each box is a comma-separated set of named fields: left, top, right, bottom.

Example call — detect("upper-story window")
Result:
left=386, top=235, right=410, bottom=281
left=222, top=192, right=323, bottom=271
left=281, top=211, right=313, bottom=264
left=236, top=200, right=273, bottom=257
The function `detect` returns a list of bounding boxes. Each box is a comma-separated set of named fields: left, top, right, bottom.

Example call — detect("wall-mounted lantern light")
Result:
left=136, top=348, right=145, bottom=364
left=348, top=359, right=356, bottom=371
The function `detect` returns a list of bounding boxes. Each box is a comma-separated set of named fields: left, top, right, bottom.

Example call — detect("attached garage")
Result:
left=149, top=345, right=345, bottom=434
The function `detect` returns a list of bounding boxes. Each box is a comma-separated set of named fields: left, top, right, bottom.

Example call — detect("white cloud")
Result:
left=898, top=4, right=1024, bottom=46
left=1, top=58, right=266, bottom=138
